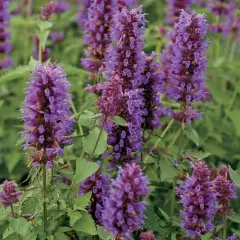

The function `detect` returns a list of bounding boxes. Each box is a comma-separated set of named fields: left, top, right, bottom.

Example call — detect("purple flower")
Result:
left=165, top=10, right=209, bottom=124
left=78, top=170, right=110, bottom=225
left=142, top=52, right=163, bottom=130
left=165, top=0, right=193, bottom=24
left=176, top=161, right=217, bottom=239
left=0, top=180, right=22, bottom=207
left=33, top=35, right=51, bottom=63
left=102, top=163, right=149, bottom=239
left=140, top=231, right=156, bottom=240
left=40, top=1, right=54, bottom=21
left=21, top=63, right=73, bottom=167
left=53, top=1, right=71, bottom=14
left=227, top=233, right=238, bottom=240
left=77, top=0, right=90, bottom=27
left=102, top=6, right=146, bottom=166
left=0, top=0, right=13, bottom=69
left=118, top=0, right=138, bottom=9
left=214, top=166, right=238, bottom=216
left=207, top=0, right=236, bottom=17
left=82, top=0, right=117, bottom=73
left=50, top=32, right=64, bottom=44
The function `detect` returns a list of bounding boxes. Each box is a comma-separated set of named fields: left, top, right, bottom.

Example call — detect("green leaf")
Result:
left=184, top=127, right=199, bottom=146
left=38, top=20, right=53, bottom=31
left=0, top=205, right=10, bottom=221
left=24, top=231, right=38, bottom=240
left=22, top=197, right=39, bottom=214
left=37, top=30, right=50, bottom=49
left=72, top=211, right=97, bottom=235
left=97, top=225, right=113, bottom=240
left=3, top=227, right=14, bottom=240
left=212, top=57, right=224, bottom=68
left=10, top=217, right=29, bottom=236
left=201, top=233, right=213, bottom=240
left=75, top=159, right=99, bottom=184
left=184, top=150, right=211, bottom=160
left=54, top=232, right=70, bottom=240
left=0, top=66, right=29, bottom=84
left=68, top=210, right=82, bottom=226
left=83, top=127, right=108, bottom=156
left=111, top=116, right=127, bottom=126
left=73, top=192, right=92, bottom=211
left=29, top=56, right=37, bottom=70
left=159, top=158, right=178, bottom=183
left=229, top=110, right=240, bottom=136
left=229, top=165, right=240, bottom=186
left=158, top=208, right=170, bottom=222
left=228, top=212, right=240, bottom=223
left=78, top=110, right=95, bottom=128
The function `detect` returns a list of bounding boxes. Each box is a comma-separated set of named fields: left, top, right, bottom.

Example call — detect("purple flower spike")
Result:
left=215, top=166, right=238, bottom=217
left=102, top=163, right=149, bottom=239
left=141, top=231, right=156, bottom=240
left=82, top=0, right=117, bottom=73
left=0, top=0, right=13, bottom=69
left=227, top=233, right=238, bottom=240
left=77, top=0, right=90, bottom=27
left=21, top=63, right=73, bottom=167
left=177, top=161, right=217, bottom=239
left=53, top=1, right=71, bottom=14
left=142, top=52, right=163, bottom=130
left=50, top=32, right=64, bottom=44
left=40, top=1, right=54, bottom=21
left=0, top=180, right=22, bottom=207
left=78, top=170, right=110, bottom=225
left=164, top=10, right=209, bottom=124
left=165, top=0, right=193, bottom=24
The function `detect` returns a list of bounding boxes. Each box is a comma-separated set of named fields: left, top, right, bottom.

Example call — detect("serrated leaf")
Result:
left=229, top=165, right=240, bottom=186
left=228, top=212, right=240, bottom=223
left=10, top=217, right=29, bottom=236
left=75, top=159, right=99, bottom=184
left=73, top=192, right=92, bottom=210
left=185, top=150, right=211, bottom=160
left=159, top=158, right=178, bottom=183
left=3, top=227, right=14, bottom=240
left=83, top=127, right=108, bottom=156
left=38, top=20, right=53, bottom=31
left=97, top=225, right=113, bottom=240
left=22, top=197, right=39, bottom=214
left=0, top=66, right=29, bottom=84
left=229, top=110, right=240, bottom=136
left=68, top=210, right=82, bottom=227
left=111, top=116, right=127, bottom=126
left=72, top=211, right=97, bottom=235
left=0, top=205, right=10, bottom=221
left=37, top=30, right=50, bottom=49
left=79, top=110, right=95, bottom=128
left=184, top=127, right=199, bottom=146
left=54, top=232, right=70, bottom=240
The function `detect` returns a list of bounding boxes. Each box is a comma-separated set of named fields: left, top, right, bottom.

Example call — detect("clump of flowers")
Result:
left=82, top=0, right=117, bottom=74
left=165, top=10, right=209, bottom=124
left=165, top=0, right=193, bottom=24
left=0, top=180, right=22, bottom=207
left=78, top=169, right=109, bottom=225
left=100, top=6, right=146, bottom=166
left=0, top=0, right=13, bottom=69
left=102, top=163, right=149, bottom=239
left=77, top=0, right=90, bottom=27
left=214, top=166, right=238, bottom=216
left=40, top=1, right=54, bottom=21
left=140, top=231, right=156, bottom=240
left=21, top=63, right=73, bottom=167
left=176, top=161, right=217, bottom=239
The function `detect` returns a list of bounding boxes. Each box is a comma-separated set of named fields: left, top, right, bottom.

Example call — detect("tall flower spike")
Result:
left=102, top=163, right=149, bottom=239
left=82, top=0, right=117, bottom=74
left=0, top=0, right=13, bottom=69
left=78, top=169, right=110, bottom=225
left=101, top=6, right=146, bottom=167
left=165, top=0, right=193, bottom=25
left=77, top=0, right=90, bottom=27
left=166, top=10, right=208, bottom=124
left=0, top=180, right=22, bottom=207
left=176, top=161, right=217, bottom=239
left=40, top=1, right=54, bottom=21
left=21, top=63, right=73, bottom=167
left=214, top=166, right=238, bottom=216
left=142, top=52, right=163, bottom=130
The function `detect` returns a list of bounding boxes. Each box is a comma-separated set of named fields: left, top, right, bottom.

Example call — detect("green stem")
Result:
left=229, top=40, right=237, bottom=61
left=43, top=163, right=47, bottom=235
left=223, top=217, right=227, bottom=240
left=224, top=37, right=232, bottom=61
left=11, top=205, right=20, bottom=240
left=144, top=119, right=174, bottom=163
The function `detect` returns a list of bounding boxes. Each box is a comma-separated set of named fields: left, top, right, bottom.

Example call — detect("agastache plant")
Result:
left=21, top=63, right=73, bottom=167
left=0, top=0, right=13, bottom=69
left=82, top=0, right=117, bottom=75
left=98, top=6, right=146, bottom=167
left=165, top=10, right=209, bottom=124
left=102, top=163, right=149, bottom=239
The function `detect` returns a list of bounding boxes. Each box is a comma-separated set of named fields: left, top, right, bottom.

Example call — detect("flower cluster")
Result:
left=82, top=0, right=117, bottom=74
left=77, top=0, right=90, bottom=27
left=0, top=0, right=13, bottom=69
left=100, top=6, right=146, bottom=166
left=165, top=10, right=208, bottom=124
left=102, top=163, right=149, bottom=239
left=142, top=52, right=163, bottom=130
left=0, top=180, right=21, bottom=207
left=140, top=231, right=156, bottom=240
left=78, top=170, right=110, bottom=225
left=52, top=1, right=71, bottom=14
left=118, top=0, right=138, bottom=9
left=21, top=63, right=73, bottom=167
left=165, top=0, right=193, bottom=24
left=176, top=161, right=217, bottom=239
left=214, top=166, right=238, bottom=216
left=40, top=1, right=54, bottom=21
